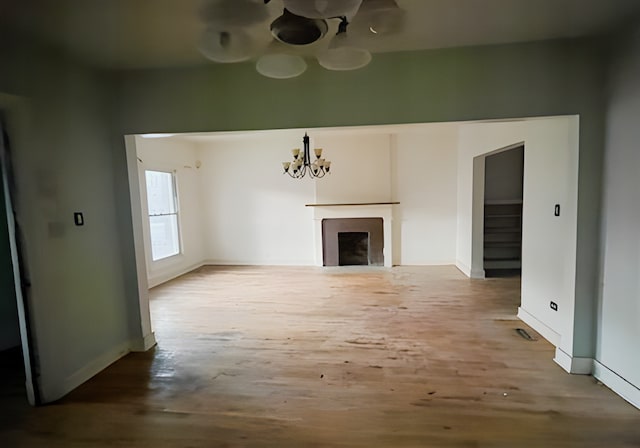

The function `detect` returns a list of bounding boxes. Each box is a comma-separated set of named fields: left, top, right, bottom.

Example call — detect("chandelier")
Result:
left=282, top=133, right=331, bottom=179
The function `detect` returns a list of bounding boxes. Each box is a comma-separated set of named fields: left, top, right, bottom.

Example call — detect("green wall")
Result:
left=116, top=39, right=605, bottom=133
left=0, top=32, right=133, bottom=401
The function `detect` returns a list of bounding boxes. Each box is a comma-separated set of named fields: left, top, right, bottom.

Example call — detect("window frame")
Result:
left=144, top=169, right=182, bottom=262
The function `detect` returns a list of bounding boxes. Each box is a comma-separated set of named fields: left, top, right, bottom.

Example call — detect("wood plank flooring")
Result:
left=2, top=265, right=639, bottom=447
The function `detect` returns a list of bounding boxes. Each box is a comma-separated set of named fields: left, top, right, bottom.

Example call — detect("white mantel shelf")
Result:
left=305, top=202, right=400, bottom=207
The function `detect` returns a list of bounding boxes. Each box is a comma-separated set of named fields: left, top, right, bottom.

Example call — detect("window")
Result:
left=145, top=170, right=180, bottom=261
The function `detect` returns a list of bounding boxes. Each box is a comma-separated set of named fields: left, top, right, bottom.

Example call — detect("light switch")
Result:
left=74, top=212, right=84, bottom=226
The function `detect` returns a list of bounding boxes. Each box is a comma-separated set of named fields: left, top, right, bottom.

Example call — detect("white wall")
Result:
left=140, top=125, right=460, bottom=268
left=193, top=126, right=461, bottom=267
left=135, top=136, right=206, bottom=287
left=197, top=131, right=316, bottom=265
left=313, top=133, right=392, bottom=204
left=393, top=125, right=458, bottom=265
left=457, top=118, right=580, bottom=361
left=596, top=23, right=640, bottom=406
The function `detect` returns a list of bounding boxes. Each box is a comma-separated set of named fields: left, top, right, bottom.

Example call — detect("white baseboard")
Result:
left=553, top=348, right=593, bottom=374
left=204, top=259, right=315, bottom=267
left=593, top=360, right=640, bottom=410
left=43, top=340, right=132, bottom=403
left=517, top=306, right=561, bottom=347
left=130, top=332, right=157, bottom=352
left=148, top=261, right=206, bottom=288
left=455, top=260, right=471, bottom=277
left=455, top=261, right=485, bottom=279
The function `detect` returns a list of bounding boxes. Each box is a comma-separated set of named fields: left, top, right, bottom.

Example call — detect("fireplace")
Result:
left=322, top=218, right=384, bottom=266
left=309, top=202, right=396, bottom=268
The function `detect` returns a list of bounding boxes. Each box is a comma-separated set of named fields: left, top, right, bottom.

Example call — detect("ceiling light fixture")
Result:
left=270, top=9, right=328, bottom=45
left=196, top=0, right=405, bottom=78
left=317, top=18, right=372, bottom=71
left=282, top=133, right=331, bottom=179
left=198, top=27, right=260, bottom=63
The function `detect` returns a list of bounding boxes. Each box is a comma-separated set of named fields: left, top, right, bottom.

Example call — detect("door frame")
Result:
left=0, top=98, right=40, bottom=405
left=470, top=141, right=525, bottom=279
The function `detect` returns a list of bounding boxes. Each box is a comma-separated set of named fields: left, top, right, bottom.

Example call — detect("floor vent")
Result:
left=515, top=328, right=537, bottom=341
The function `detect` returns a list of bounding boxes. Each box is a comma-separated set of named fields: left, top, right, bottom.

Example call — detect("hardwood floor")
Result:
left=2, top=265, right=639, bottom=447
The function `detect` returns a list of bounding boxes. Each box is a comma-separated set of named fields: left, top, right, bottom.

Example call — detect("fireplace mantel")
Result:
left=310, top=203, right=396, bottom=267
left=306, top=202, right=400, bottom=207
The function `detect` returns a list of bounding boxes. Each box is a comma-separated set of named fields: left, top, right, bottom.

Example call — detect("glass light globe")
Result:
left=198, top=27, right=259, bottom=63
left=317, top=32, right=371, bottom=71
left=256, top=54, right=308, bottom=79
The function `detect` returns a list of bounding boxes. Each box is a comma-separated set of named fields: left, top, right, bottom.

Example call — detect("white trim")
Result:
left=455, top=260, right=471, bottom=277
left=311, top=204, right=395, bottom=268
left=148, top=261, right=207, bottom=288
left=553, top=348, right=592, bottom=374
left=124, top=136, right=154, bottom=343
left=130, top=332, right=157, bottom=352
left=517, top=306, right=560, bottom=347
left=593, top=360, right=640, bottom=410
left=203, top=260, right=316, bottom=267
left=455, top=260, right=484, bottom=278
left=52, top=341, right=131, bottom=403
left=570, top=357, right=594, bottom=374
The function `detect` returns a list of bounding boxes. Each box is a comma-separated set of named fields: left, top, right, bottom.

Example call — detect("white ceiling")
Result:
left=2, top=0, right=640, bottom=69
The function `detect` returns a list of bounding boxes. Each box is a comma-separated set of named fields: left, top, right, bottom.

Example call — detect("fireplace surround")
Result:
left=307, top=202, right=397, bottom=267
left=322, top=218, right=384, bottom=266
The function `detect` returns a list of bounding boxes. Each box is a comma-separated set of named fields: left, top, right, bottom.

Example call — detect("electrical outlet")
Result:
left=550, top=301, right=558, bottom=311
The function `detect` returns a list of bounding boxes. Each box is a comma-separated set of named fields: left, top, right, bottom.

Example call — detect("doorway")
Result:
left=482, top=145, right=524, bottom=277
left=0, top=114, right=39, bottom=405
left=0, top=171, right=25, bottom=400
